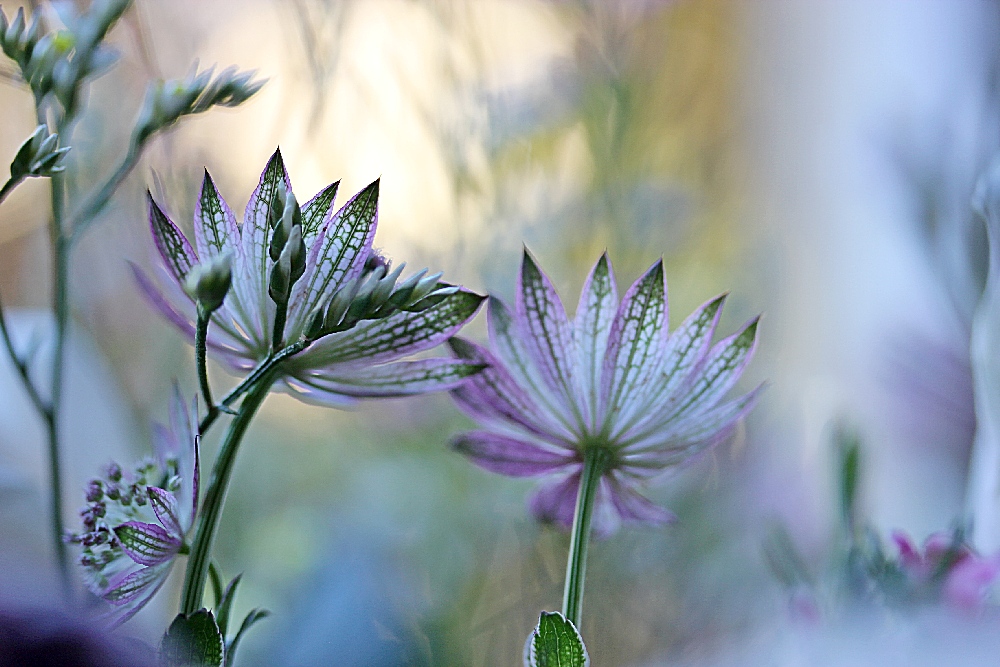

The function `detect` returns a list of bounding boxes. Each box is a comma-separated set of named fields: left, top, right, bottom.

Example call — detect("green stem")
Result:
left=181, top=371, right=277, bottom=615
left=68, top=137, right=143, bottom=243
left=0, top=175, right=24, bottom=204
left=47, top=167, right=71, bottom=594
left=198, top=340, right=308, bottom=434
left=194, top=308, right=215, bottom=422
left=561, top=447, right=609, bottom=629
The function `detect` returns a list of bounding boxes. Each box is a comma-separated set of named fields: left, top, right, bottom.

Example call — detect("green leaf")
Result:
left=226, top=607, right=270, bottom=665
left=216, top=573, right=243, bottom=638
left=160, top=609, right=225, bottom=667
left=836, top=425, right=862, bottom=534
left=208, top=562, right=224, bottom=608
left=524, top=611, right=589, bottom=667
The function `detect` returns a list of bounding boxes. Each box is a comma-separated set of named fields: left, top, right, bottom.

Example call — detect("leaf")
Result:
left=216, top=573, right=243, bottom=638
left=208, top=563, right=224, bottom=609
left=836, top=425, right=862, bottom=533
left=160, top=609, right=225, bottom=667
left=524, top=611, right=589, bottom=667
left=226, top=607, right=270, bottom=665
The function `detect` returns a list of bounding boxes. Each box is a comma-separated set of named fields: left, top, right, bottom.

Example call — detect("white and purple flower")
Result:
left=70, top=388, right=199, bottom=626
left=132, top=149, right=485, bottom=407
left=449, top=251, right=762, bottom=535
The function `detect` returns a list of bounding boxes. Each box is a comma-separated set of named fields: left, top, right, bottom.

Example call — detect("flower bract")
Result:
left=450, top=250, right=762, bottom=535
left=132, top=149, right=485, bottom=406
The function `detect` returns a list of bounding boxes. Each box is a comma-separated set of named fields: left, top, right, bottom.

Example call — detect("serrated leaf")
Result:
left=160, top=609, right=225, bottom=667
left=524, top=611, right=589, bottom=667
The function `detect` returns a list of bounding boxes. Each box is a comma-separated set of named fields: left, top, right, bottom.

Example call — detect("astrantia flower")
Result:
left=132, top=149, right=485, bottom=406
left=892, top=530, right=1000, bottom=611
left=69, top=388, right=198, bottom=626
left=449, top=251, right=762, bottom=535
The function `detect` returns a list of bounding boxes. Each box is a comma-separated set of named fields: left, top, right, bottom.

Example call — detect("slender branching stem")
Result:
left=180, top=370, right=278, bottom=615
left=0, top=293, right=49, bottom=416
left=198, top=340, right=308, bottom=434
left=561, top=447, right=609, bottom=629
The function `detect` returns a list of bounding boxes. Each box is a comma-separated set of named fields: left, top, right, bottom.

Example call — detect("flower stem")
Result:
left=561, top=447, right=609, bottom=629
left=0, top=175, right=24, bottom=205
left=46, top=166, right=72, bottom=596
left=68, top=137, right=145, bottom=242
left=180, top=371, right=277, bottom=615
left=197, top=340, right=308, bottom=434
left=194, top=308, right=215, bottom=419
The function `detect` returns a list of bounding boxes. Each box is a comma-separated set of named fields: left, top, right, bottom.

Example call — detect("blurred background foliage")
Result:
left=4, top=1, right=1000, bottom=665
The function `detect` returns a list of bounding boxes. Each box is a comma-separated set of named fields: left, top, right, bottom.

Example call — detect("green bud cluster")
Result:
left=267, top=183, right=307, bottom=306
left=305, top=259, right=461, bottom=340
left=1, top=1, right=130, bottom=112
left=9, top=125, right=70, bottom=180
left=184, top=251, right=233, bottom=314
left=134, top=65, right=265, bottom=145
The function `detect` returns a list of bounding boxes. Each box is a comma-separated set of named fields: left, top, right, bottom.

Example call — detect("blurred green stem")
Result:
left=68, top=136, right=144, bottom=242
left=562, top=446, right=609, bottom=629
left=181, top=371, right=278, bottom=615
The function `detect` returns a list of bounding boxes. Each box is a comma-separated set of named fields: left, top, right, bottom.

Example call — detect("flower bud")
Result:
left=268, top=248, right=292, bottom=304
left=324, top=278, right=359, bottom=331
left=370, top=262, right=404, bottom=313
left=184, top=251, right=233, bottom=314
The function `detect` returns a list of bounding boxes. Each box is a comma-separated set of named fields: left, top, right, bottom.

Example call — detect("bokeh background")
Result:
left=2, top=1, right=1000, bottom=664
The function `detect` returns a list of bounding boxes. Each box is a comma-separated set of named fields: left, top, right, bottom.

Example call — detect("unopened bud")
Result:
left=305, top=305, right=325, bottom=340
left=286, top=225, right=306, bottom=285
left=405, top=285, right=460, bottom=312
left=269, top=249, right=292, bottom=304
left=184, top=251, right=233, bottom=313
left=324, top=278, right=359, bottom=330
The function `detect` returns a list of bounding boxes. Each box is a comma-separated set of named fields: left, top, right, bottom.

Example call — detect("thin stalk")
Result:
left=0, top=293, right=49, bottom=416
left=0, top=175, right=24, bottom=204
left=181, top=371, right=277, bottom=614
left=68, top=137, right=143, bottom=243
left=198, top=340, right=308, bottom=434
left=46, top=167, right=70, bottom=593
left=561, top=447, right=609, bottom=628
left=194, top=308, right=215, bottom=423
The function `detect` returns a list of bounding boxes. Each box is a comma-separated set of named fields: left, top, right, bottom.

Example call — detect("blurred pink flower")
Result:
left=892, top=530, right=1000, bottom=611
